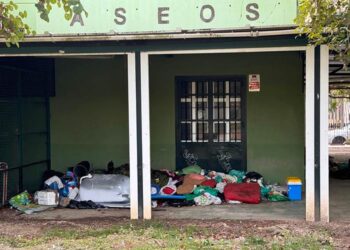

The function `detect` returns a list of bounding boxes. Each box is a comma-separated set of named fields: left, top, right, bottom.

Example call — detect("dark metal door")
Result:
left=0, top=63, right=52, bottom=196
left=176, top=76, right=246, bottom=172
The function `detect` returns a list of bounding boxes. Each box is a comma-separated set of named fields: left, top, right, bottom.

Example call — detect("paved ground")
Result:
left=24, top=178, right=349, bottom=222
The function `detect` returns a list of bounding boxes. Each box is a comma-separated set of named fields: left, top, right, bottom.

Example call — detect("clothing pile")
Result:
left=150, top=165, right=290, bottom=207
left=9, top=161, right=131, bottom=214
left=8, top=161, right=293, bottom=213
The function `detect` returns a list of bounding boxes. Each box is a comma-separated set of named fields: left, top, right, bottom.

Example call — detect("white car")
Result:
left=329, top=124, right=350, bottom=144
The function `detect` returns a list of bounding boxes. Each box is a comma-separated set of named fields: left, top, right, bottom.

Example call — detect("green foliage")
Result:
left=295, top=0, right=350, bottom=66
left=0, top=0, right=87, bottom=46
left=329, top=89, right=350, bottom=112
left=0, top=1, right=32, bottom=47
left=35, top=0, right=87, bottom=23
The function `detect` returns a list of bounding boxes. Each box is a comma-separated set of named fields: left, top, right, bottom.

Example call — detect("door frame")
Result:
left=174, top=75, right=247, bottom=171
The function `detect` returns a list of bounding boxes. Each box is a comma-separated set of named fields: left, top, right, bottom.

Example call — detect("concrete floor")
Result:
left=330, top=178, right=350, bottom=222
left=26, top=179, right=349, bottom=222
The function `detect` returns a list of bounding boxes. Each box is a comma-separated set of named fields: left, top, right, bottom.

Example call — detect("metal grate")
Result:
left=176, top=77, right=246, bottom=171
left=179, top=80, right=242, bottom=143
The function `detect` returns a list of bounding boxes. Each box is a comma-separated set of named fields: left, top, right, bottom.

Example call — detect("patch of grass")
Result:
left=271, top=233, right=333, bottom=250
left=0, top=221, right=335, bottom=250
left=0, top=236, right=46, bottom=248
left=42, top=222, right=233, bottom=250
left=242, top=236, right=267, bottom=249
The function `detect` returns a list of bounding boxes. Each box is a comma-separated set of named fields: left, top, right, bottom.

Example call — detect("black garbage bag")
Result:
left=244, top=171, right=263, bottom=183
left=68, top=200, right=105, bottom=209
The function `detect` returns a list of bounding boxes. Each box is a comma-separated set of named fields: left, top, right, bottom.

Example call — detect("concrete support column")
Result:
left=314, top=45, right=330, bottom=222
left=305, top=46, right=316, bottom=222
left=127, top=53, right=139, bottom=219
left=128, top=52, right=152, bottom=220
left=319, top=45, right=329, bottom=222
left=140, top=52, right=152, bottom=220
left=305, top=45, right=330, bottom=222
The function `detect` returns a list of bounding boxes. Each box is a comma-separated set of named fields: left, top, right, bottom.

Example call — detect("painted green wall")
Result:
left=51, top=52, right=304, bottom=184
left=149, top=53, right=304, bottom=184
left=51, top=57, right=129, bottom=171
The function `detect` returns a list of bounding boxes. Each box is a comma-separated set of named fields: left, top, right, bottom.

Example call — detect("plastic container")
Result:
left=35, top=190, right=59, bottom=206
left=79, top=174, right=130, bottom=203
left=287, top=177, right=302, bottom=201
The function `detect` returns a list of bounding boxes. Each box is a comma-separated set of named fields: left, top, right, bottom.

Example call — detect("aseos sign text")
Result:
left=113, top=3, right=260, bottom=26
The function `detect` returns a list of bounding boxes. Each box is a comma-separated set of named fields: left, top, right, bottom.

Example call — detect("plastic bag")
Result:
left=260, top=186, right=271, bottom=198
left=181, top=165, right=202, bottom=175
left=267, top=194, right=289, bottom=202
left=228, top=169, right=246, bottom=183
left=9, top=191, right=54, bottom=214
left=9, top=191, right=31, bottom=207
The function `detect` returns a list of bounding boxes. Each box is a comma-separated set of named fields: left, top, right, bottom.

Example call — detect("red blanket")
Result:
left=224, top=183, right=261, bottom=204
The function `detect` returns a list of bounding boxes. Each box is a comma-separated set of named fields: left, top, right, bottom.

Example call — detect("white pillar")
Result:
left=127, top=53, right=139, bottom=220
left=320, top=45, right=329, bottom=222
left=305, top=46, right=316, bottom=222
left=140, top=52, right=152, bottom=220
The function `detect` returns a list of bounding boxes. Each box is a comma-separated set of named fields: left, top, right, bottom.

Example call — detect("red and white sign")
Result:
left=249, top=74, right=261, bottom=92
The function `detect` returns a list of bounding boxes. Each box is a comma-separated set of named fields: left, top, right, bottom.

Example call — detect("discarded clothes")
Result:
left=224, top=183, right=261, bottom=204
left=244, top=171, right=263, bottom=184
left=194, top=192, right=222, bottom=206
left=185, top=186, right=218, bottom=201
left=228, top=169, right=246, bottom=183
left=68, top=200, right=105, bottom=209
left=177, top=174, right=206, bottom=194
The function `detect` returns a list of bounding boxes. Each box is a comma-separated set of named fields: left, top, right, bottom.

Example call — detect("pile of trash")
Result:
left=9, top=161, right=130, bottom=214
left=8, top=161, right=292, bottom=214
left=150, top=165, right=290, bottom=208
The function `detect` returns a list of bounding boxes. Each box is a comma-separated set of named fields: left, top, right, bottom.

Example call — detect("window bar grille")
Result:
left=192, top=82, right=195, bottom=142
left=196, top=81, right=198, bottom=142
left=222, top=81, right=225, bottom=142
left=218, top=81, right=221, bottom=142
left=216, top=81, right=219, bottom=142
left=225, top=81, right=229, bottom=142
left=185, top=81, right=188, bottom=142
left=225, top=81, right=227, bottom=142
left=200, top=81, right=203, bottom=142
left=219, top=81, right=222, bottom=143
left=234, top=81, right=237, bottom=142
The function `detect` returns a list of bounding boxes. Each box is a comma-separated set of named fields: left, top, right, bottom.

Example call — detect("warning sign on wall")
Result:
left=249, top=74, right=261, bottom=92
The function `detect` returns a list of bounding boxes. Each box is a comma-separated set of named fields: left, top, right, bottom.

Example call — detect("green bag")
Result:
left=260, top=186, right=271, bottom=198
left=9, top=191, right=31, bottom=207
left=267, top=194, right=289, bottom=202
left=185, top=186, right=218, bottom=200
left=228, top=169, right=246, bottom=183
left=181, top=165, right=202, bottom=175
left=193, top=186, right=218, bottom=196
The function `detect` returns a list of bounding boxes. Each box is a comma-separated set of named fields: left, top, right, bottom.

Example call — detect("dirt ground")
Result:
left=0, top=208, right=349, bottom=249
